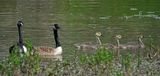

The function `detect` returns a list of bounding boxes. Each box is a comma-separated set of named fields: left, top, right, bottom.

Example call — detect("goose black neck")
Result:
left=53, top=29, right=61, bottom=48
left=17, top=25, right=24, bottom=45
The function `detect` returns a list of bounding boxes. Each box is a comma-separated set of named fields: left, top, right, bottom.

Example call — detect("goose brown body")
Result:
left=74, top=32, right=103, bottom=51
left=115, top=35, right=145, bottom=51
left=33, top=46, right=62, bottom=58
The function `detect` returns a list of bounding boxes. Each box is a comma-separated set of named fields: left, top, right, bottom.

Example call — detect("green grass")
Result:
left=0, top=40, right=41, bottom=76
left=0, top=40, right=160, bottom=76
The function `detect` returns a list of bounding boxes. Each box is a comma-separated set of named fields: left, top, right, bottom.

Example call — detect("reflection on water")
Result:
left=0, top=0, right=160, bottom=58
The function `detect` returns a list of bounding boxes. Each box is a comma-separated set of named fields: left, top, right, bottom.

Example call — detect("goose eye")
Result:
left=116, top=35, right=122, bottom=39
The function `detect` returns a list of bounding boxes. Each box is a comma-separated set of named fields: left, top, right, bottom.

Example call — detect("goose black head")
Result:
left=17, top=21, right=23, bottom=27
left=53, top=24, right=60, bottom=30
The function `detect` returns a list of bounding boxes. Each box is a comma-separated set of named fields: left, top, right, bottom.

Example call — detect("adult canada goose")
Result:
left=74, top=32, right=102, bottom=51
left=33, top=24, right=62, bottom=59
left=9, top=21, right=27, bottom=56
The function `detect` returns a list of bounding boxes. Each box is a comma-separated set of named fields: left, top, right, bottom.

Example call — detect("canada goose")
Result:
left=9, top=21, right=27, bottom=56
left=115, top=35, right=145, bottom=50
left=125, top=35, right=145, bottom=50
left=74, top=32, right=102, bottom=51
left=33, top=24, right=62, bottom=59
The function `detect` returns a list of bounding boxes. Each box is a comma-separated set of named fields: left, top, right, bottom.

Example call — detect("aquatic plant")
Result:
left=121, top=53, right=132, bottom=76
left=0, top=39, right=160, bottom=76
left=0, top=40, right=41, bottom=76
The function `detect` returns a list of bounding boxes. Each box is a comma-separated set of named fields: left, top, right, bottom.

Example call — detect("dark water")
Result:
left=0, top=0, right=160, bottom=58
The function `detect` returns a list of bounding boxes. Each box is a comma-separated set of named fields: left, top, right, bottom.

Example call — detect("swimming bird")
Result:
left=125, top=35, right=144, bottom=50
left=33, top=24, right=62, bottom=60
left=74, top=32, right=102, bottom=51
left=115, top=35, right=145, bottom=51
left=9, top=21, right=27, bottom=56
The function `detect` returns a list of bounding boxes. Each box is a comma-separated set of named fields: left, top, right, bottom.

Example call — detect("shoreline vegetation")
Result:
left=0, top=40, right=160, bottom=76
left=0, top=0, right=160, bottom=76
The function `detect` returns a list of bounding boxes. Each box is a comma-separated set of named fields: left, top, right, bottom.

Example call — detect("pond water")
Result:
left=0, top=0, right=160, bottom=58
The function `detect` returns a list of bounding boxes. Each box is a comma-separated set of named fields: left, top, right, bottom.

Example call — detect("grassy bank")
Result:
left=0, top=41, right=160, bottom=76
